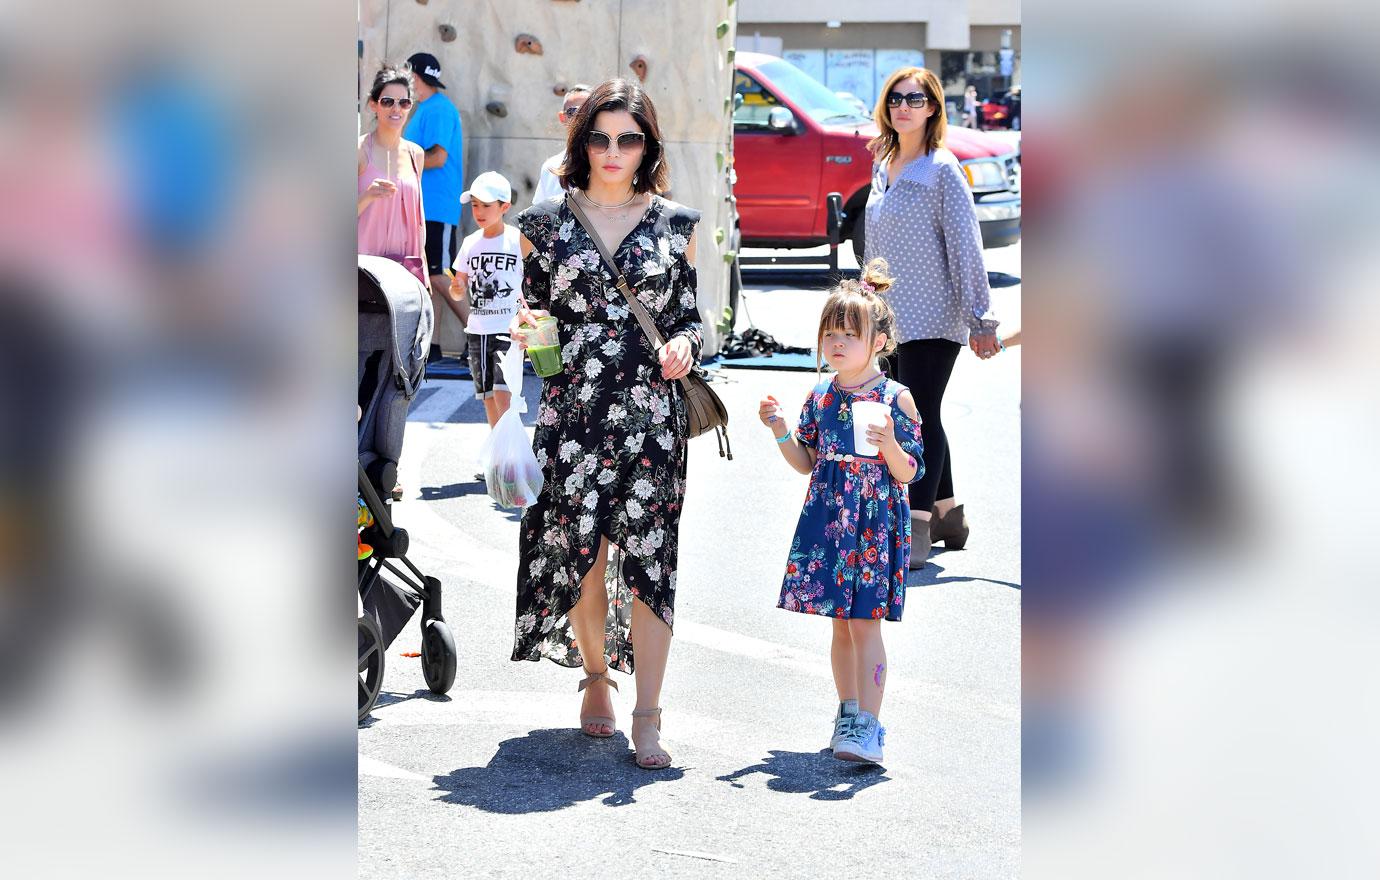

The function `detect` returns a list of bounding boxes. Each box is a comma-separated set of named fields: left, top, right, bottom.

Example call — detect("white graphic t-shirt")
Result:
left=453, top=224, right=523, bottom=335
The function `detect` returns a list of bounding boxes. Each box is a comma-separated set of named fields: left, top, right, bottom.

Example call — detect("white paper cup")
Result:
left=851, top=400, right=891, bottom=456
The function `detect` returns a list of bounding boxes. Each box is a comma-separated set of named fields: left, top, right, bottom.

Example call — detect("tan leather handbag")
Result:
left=567, top=197, right=732, bottom=459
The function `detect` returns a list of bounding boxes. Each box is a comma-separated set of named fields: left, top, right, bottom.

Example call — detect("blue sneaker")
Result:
left=833, top=710, right=885, bottom=764
left=829, top=699, right=859, bottom=751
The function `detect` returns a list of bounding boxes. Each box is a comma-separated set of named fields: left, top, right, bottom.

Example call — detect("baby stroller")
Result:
left=358, top=255, right=457, bottom=723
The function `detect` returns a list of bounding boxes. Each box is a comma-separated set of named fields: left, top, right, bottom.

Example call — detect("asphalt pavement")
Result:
left=359, top=242, right=1021, bottom=879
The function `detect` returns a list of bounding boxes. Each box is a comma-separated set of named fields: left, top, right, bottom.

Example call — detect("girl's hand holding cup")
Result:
left=864, top=413, right=898, bottom=453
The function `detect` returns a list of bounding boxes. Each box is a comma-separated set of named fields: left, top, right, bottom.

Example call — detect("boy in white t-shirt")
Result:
left=449, top=171, right=523, bottom=427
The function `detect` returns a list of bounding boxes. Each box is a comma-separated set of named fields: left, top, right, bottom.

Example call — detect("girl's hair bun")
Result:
left=859, top=258, right=894, bottom=296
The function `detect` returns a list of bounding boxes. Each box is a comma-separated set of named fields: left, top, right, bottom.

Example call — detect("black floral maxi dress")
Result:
left=510, top=194, right=703, bottom=673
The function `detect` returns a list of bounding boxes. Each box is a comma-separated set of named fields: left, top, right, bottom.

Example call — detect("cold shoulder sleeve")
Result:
left=888, top=389, right=925, bottom=485
left=662, top=203, right=703, bottom=360
left=794, top=384, right=826, bottom=450
left=515, top=199, right=561, bottom=311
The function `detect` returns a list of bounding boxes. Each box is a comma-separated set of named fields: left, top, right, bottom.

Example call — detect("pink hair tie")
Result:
left=859, top=280, right=875, bottom=293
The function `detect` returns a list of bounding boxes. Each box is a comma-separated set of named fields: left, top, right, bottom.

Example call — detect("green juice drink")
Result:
left=516, top=316, right=562, bottom=377
left=526, top=343, right=563, bottom=377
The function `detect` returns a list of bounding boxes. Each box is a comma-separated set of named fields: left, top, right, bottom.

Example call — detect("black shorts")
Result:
left=424, top=221, right=458, bottom=278
left=466, top=333, right=512, bottom=400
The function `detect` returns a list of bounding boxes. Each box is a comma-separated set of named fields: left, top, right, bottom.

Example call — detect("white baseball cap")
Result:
left=461, top=171, right=512, bottom=204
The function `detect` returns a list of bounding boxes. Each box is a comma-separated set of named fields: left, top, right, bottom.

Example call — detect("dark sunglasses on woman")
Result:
left=886, top=91, right=929, bottom=109
left=377, top=96, right=414, bottom=109
left=587, top=130, right=646, bottom=153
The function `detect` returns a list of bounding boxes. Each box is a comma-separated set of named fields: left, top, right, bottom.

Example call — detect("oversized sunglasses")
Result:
left=586, top=130, right=646, bottom=153
left=886, top=91, right=929, bottom=109
left=376, top=96, right=414, bottom=109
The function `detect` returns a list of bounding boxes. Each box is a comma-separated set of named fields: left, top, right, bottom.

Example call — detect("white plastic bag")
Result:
left=477, top=342, right=544, bottom=508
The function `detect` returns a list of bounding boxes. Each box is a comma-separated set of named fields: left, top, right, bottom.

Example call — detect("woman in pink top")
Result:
left=358, top=64, right=428, bottom=291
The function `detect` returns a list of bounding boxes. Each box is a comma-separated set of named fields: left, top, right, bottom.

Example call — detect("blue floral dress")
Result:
left=778, top=378, right=925, bottom=621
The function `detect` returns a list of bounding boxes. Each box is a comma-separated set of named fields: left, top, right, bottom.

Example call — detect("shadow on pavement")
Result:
left=431, top=728, right=685, bottom=811
left=419, top=482, right=523, bottom=522
left=717, top=749, right=889, bottom=800
left=359, top=688, right=452, bottom=728
left=419, top=482, right=488, bottom=501
left=907, top=557, right=1021, bottom=591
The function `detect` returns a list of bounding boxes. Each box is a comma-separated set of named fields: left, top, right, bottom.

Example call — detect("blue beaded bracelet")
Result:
left=775, top=431, right=792, bottom=444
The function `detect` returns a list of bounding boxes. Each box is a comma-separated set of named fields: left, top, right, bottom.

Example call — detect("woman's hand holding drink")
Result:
left=514, top=307, right=550, bottom=350
left=515, top=311, right=562, bottom=377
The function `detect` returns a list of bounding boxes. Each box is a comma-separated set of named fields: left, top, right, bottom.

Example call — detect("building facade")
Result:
left=735, top=0, right=1020, bottom=115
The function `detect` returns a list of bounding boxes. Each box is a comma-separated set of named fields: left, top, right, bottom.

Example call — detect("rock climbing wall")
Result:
left=360, top=0, right=739, bottom=356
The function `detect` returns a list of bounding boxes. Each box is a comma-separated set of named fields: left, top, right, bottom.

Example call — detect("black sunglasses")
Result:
left=586, top=130, right=646, bottom=153
left=377, top=96, right=414, bottom=109
left=886, top=91, right=929, bottom=109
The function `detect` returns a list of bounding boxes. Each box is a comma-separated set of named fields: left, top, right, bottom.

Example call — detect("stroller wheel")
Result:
left=358, top=613, right=386, bottom=724
left=421, top=619, right=457, bottom=695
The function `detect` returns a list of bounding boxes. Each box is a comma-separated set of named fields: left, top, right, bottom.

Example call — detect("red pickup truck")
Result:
left=732, top=52, right=1021, bottom=261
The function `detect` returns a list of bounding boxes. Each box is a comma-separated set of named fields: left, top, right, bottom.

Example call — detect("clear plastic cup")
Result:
left=516, top=316, right=562, bottom=378
left=851, top=400, right=891, bottom=456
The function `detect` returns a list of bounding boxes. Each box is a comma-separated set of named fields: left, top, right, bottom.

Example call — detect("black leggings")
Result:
left=883, top=339, right=961, bottom=512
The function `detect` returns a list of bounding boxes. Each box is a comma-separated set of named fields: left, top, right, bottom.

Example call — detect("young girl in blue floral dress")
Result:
left=758, top=259, right=924, bottom=764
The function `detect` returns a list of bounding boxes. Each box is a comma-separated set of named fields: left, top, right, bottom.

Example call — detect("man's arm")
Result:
left=423, top=144, right=448, bottom=170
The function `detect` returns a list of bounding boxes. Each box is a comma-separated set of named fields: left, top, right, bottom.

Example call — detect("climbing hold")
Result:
left=439, top=24, right=456, bottom=42
left=715, top=151, right=724, bottom=171
left=629, top=55, right=648, bottom=82
left=516, top=34, right=544, bottom=55
left=486, top=101, right=508, bottom=118
left=714, top=227, right=726, bottom=245
left=716, top=20, right=729, bottom=39
left=727, top=47, right=736, bottom=63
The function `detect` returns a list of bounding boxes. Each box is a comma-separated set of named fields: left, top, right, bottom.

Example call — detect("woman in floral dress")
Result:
left=510, top=79, right=700, bottom=770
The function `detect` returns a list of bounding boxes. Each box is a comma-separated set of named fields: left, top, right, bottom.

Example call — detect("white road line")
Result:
left=675, top=619, right=833, bottom=679
left=388, top=414, right=1015, bottom=723
left=358, top=754, right=429, bottom=782
left=361, top=689, right=910, bottom=776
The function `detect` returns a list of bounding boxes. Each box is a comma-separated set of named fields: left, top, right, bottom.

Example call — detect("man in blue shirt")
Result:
left=403, top=52, right=465, bottom=325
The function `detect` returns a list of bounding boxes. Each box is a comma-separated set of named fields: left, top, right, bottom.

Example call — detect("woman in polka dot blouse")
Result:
left=863, top=66, right=1002, bottom=567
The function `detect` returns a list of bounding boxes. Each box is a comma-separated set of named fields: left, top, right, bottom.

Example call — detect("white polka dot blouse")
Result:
left=863, top=148, right=1000, bottom=345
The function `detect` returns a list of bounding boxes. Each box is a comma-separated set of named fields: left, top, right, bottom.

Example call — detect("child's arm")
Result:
left=866, top=391, right=921, bottom=483
left=445, top=271, right=470, bottom=325
left=759, top=395, right=816, bottom=475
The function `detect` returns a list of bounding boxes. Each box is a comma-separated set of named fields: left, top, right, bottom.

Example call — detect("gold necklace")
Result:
left=579, top=190, right=639, bottom=221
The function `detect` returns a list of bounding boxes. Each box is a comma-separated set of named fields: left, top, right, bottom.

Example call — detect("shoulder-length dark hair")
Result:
left=868, top=67, right=946, bottom=165
left=369, top=64, right=414, bottom=104
left=559, top=78, right=669, bottom=194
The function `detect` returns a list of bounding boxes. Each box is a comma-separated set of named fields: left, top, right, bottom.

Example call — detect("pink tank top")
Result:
left=358, top=131, right=424, bottom=263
